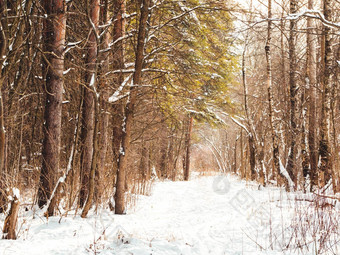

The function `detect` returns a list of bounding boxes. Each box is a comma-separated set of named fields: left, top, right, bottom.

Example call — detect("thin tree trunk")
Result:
left=81, top=0, right=100, bottom=218
left=0, top=69, right=6, bottom=212
left=319, top=0, right=333, bottom=187
left=168, top=133, right=175, bottom=179
left=280, top=16, right=289, bottom=169
left=79, top=0, right=100, bottom=208
left=306, top=0, right=318, bottom=191
left=0, top=7, right=6, bottom=208
left=0, top=0, right=6, bottom=179
left=159, top=140, right=168, bottom=179
left=240, top=130, right=245, bottom=179
left=114, top=0, right=150, bottom=214
left=95, top=0, right=111, bottom=205
left=286, top=0, right=298, bottom=188
left=111, top=0, right=126, bottom=198
left=266, top=0, right=281, bottom=186
left=233, top=138, right=237, bottom=174
left=37, top=0, right=66, bottom=214
left=81, top=97, right=99, bottom=217
left=241, top=39, right=258, bottom=182
left=184, top=115, right=193, bottom=181
left=301, top=85, right=309, bottom=190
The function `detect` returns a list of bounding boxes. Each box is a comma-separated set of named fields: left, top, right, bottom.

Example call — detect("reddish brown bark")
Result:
left=114, top=0, right=150, bottom=214
left=37, top=0, right=66, bottom=214
left=111, top=0, right=126, bottom=173
left=2, top=194, right=19, bottom=240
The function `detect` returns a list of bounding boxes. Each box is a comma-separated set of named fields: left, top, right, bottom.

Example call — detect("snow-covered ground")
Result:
left=1, top=174, right=339, bottom=255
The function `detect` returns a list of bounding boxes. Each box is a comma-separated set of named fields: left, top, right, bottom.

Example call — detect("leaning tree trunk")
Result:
left=319, top=0, right=333, bottom=187
left=286, top=0, right=298, bottom=188
left=37, top=0, right=66, bottom=215
left=306, top=0, right=318, bottom=191
left=114, top=0, right=150, bottom=214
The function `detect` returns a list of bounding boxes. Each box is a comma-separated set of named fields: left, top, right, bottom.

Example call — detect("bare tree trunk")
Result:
left=286, top=0, right=298, bottom=188
left=0, top=93, right=6, bottom=213
left=241, top=39, right=259, bottom=182
left=306, top=0, right=318, bottom=191
left=233, top=138, right=237, bottom=174
left=79, top=0, right=100, bottom=208
left=37, top=0, right=66, bottom=214
left=95, top=0, right=111, bottom=205
left=0, top=4, right=6, bottom=211
left=319, top=0, right=333, bottom=187
left=159, top=140, right=168, bottom=179
left=240, top=130, right=245, bottom=179
left=139, top=146, right=148, bottom=178
left=111, top=0, right=126, bottom=201
left=81, top=97, right=99, bottom=217
left=0, top=0, right=6, bottom=177
left=167, top=133, right=175, bottom=179
left=81, top=0, right=100, bottom=217
left=184, top=115, right=193, bottom=181
left=301, top=85, right=309, bottom=190
left=280, top=15, right=289, bottom=170
left=266, top=0, right=281, bottom=185
left=114, top=0, right=150, bottom=214
left=248, top=135, right=257, bottom=181
left=2, top=193, right=19, bottom=240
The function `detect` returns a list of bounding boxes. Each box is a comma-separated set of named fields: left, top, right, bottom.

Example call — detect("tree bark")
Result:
left=319, top=0, right=333, bottom=187
left=241, top=39, right=258, bottom=182
left=286, top=0, right=298, bottom=188
left=0, top=0, right=6, bottom=177
left=95, top=0, right=111, bottom=205
left=184, top=115, right=193, bottom=181
left=37, top=0, right=66, bottom=213
left=306, top=0, right=318, bottom=191
left=114, top=0, right=150, bottom=214
left=79, top=0, right=100, bottom=208
left=80, top=0, right=100, bottom=217
left=0, top=2, right=6, bottom=212
left=111, top=0, right=126, bottom=198
left=266, top=0, right=281, bottom=185
left=301, top=85, right=309, bottom=190
left=2, top=193, right=19, bottom=240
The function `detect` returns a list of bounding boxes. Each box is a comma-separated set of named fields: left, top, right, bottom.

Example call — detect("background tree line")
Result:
left=203, top=0, right=340, bottom=194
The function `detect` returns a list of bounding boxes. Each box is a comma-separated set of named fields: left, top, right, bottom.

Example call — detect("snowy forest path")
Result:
left=1, top=174, right=330, bottom=255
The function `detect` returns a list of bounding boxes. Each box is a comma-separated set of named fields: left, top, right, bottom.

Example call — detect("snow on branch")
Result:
left=246, top=9, right=340, bottom=32
left=108, top=74, right=132, bottom=103
left=230, top=116, right=250, bottom=135
left=286, top=9, right=340, bottom=29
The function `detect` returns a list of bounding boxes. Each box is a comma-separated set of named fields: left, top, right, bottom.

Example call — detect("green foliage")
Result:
left=146, top=0, right=239, bottom=127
